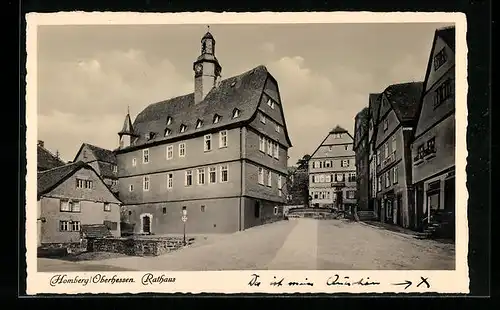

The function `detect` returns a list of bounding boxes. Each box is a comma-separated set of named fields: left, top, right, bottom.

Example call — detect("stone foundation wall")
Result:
left=92, top=237, right=195, bottom=256
left=38, top=241, right=87, bottom=257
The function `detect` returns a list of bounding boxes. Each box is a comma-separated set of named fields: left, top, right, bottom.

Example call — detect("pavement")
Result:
left=38, top=218, right=455, bottom=272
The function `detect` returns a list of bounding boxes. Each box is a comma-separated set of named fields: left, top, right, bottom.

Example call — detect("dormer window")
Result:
left=145, top=132, right=155, bottom=140
left=180, top=124, right=187, bottom=133
left=196, top=119, right=203, bottom=129
left=164, top=128, right=171, bottom=137
left=267, top=98, right=275, bottom=109
left=230, top=81, right=236, bottom=87
left=232, top=108, right=240, bottom=119
left=166, top=116, right=172, bottom=126
left=213, top=114, right=221, bottom=124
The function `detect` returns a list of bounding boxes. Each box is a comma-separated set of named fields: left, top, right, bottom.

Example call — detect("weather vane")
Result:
left=207, top=25, right=210, bottom=31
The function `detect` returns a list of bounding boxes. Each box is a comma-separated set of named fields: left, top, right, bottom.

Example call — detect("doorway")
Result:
left=444, top=177, right=455, bottom=212
left=142, top=215, right=151, bottom=234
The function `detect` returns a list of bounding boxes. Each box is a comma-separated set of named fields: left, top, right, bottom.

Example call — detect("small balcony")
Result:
left=413, top=154, right=423, bottom=166
left=423, top=147, right=437, bottom=160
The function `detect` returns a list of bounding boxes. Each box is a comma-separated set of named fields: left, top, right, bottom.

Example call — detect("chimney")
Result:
left=37, top=140, right=44, bottom=148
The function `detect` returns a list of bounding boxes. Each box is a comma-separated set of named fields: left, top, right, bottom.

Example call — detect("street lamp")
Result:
left=181, top=207, right=187, bottom=245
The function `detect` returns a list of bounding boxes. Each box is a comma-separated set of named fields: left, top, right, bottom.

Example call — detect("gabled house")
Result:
left=373, top=81, right=423, bottom=228
left=368, top=94, right=382, bottom=214
left=37, top=161, right=121, bottom=247
left=73, top=143, right=119, bottom=195
left=353, top=107, right=370, bottom=211
left=308, top=126, right=356, bottom=211
left=37, top=140, right=65, bottom=172
left=114, top=30, right=292, bottom=234
left=411, top=26, right=455, bottom=239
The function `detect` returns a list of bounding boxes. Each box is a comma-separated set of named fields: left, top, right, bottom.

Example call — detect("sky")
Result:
left=36, top=22, right=452, bottom=165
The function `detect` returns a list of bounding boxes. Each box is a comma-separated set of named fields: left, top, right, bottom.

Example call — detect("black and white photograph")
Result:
left=26, top=12, right=468, bottom=294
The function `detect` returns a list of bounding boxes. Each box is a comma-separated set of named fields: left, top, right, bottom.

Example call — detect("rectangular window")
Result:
left=258, top=167, right=264, bottom=184
left=104, top=203, right=111, bottom=212
left=325, top=175, right=331, bottom=183
left=162, top=207, right=167, bottom=214
left=376, top=150, right=381, bottom=165
left=267, top=170, right=272, bottom=187
left=69, top=201, right=80, bottom=212
left=393, top=166, right=399, bottom=184
left=71, top=221, right=81, bottom=232
left=336, top=173, right=344, bottom=182
left=167, top=173, right=173, bottom=189
left=209, top=167, right=217, bottom=184
left=341, top=159, right=349, bottom=167
left=259, top=136, right=265, bottom=152
left=143, top=175, right=150, bottom=191
left=377, top=176, right=382, bottom=192
left=275, top=124, right=280, bottom=132
left=260, top=114, right=266, bottom=124
left=278, top=175, right=282, bottom=196
left=204, top=134, right=212, bottom=152
left=60, top=220, right=69, bottom=232
left=220, top=165, right=228, bottom=183
left=427, top=137, right=436, bottom=153
left=143, top=149, right=149, bottom=164
left=132, top=158, right=137, bottom=166
left=185, top=170, right=193, bottom=186
left=273, top=142, right=279, bottom=159
left=60, top=200, right=70, bottom=212
left=385, top=172, right=390, bottom=188
left=129, top=184, right=134, bottom=192
left=166, top=145, right=173, bottom=160
left=179, top=143, right=186, bottom=157
left=113, top=165, right=117, bottom=173
left=434, top=79, right=454, bottom=108
left=319, top=174, right=325, bottom=183
left=267, top=139, right=272, bottom=156
left=384, top=143, right=389, bottom=159
left=348, top=172, right=356, bottom=182
left=197, top=168, right=205, bottom=185
left=391, top=135, right=397, bottom=154
left=219, top=130, right=228, bottom=148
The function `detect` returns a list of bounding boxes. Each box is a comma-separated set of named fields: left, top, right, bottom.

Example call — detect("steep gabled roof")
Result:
left=37, top=145, right=65, bottom=171
left=37, top=161, right=120, bottom=203
left=97, top=161, right=117, bottom=180
left=353, top=107, right=369, bottom=148
left=73, top=143, right=117, bottom=164
left=368, top=93, right=382, bottom=125
left=329, top=125, right=348, bottom=134
left=383, top=81, right=424, bottom=124
left=118, top=65, right=292, bottom=152
left=437, top=26, right=455, bottom=52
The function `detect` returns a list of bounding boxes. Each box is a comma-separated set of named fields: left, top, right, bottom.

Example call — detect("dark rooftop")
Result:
left=122, top=65, right=291, bottom=150
left=383, top=82, right=424, bottom=122
left=437, top=26, right=455, bottom=51
left=82, top=143, right=116, bottom=164
left=37, top=144, right=65, bottom=171
left=330, top=125, right=348, bottom=134
left=37, top=161, right=87, bottom=197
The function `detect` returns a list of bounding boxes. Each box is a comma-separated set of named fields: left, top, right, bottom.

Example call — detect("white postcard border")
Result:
left=25, top=11, right=469, bottom=295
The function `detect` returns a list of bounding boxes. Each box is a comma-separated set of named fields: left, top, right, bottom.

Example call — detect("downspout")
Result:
left=239, top=127, right=243, bottom=231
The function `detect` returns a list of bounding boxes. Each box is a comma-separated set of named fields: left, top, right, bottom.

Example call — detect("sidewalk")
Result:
left=359, top=220, right=421, bottom=237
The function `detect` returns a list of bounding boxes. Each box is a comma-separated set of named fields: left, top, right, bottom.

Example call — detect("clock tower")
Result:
left=193, top=27, right=222, bottom=105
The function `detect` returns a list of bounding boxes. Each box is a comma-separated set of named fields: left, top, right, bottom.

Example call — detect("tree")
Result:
left=296, top=154, right=311, bottom=169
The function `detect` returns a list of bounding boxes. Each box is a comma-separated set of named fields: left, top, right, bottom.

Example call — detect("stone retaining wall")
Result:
left=92, top=237, right=195, bottom=256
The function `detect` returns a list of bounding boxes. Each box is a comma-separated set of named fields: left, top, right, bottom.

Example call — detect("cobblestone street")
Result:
left=39, top=219, right=455, bottom=272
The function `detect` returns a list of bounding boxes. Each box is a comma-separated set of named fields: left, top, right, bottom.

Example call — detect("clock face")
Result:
left=195, top=63, right=203, bottom=73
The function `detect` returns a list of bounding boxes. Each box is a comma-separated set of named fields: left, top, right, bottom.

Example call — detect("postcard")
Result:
left=26, top=11, right=468, bottom=294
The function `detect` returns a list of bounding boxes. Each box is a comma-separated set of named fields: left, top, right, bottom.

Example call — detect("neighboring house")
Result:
left=411, top=26, right=455, bottom=238
left=73, top=143, right=119, bottom=195
left=308, top=126, right=356, bottom=211
left=368, top=94, right=382, bottom=215
left=285, top=165, right=309, bottom=207
left=115, top=30, right=292, bottom=234
left=373, top=81, right=424, bottom=228
left=37, top=140, right=65, bottom=172
left=353, top=107, right=370, bottom=211
left=37, top=161, right=121, bottom=247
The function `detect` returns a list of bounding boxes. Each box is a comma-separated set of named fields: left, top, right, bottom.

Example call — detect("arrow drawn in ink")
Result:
left=392, top=280, right=412, bottom=289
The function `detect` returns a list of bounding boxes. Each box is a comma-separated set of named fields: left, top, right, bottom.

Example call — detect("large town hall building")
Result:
left=115, top=30, right=292, bottom=234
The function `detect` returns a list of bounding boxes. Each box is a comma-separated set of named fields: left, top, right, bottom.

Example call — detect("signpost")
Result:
left=181, top=209, right=188, bottom=245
